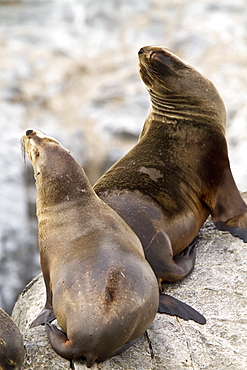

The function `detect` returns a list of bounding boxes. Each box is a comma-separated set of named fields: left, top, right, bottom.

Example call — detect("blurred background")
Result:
left=0, top=0, right=246, bottom=314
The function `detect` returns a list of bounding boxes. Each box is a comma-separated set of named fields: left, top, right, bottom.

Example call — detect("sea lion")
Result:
left=22, top=129, right=159, bottom=368
left=94, top=46, right=247, bottom=318
left=0, top=307, right=25, bottom=370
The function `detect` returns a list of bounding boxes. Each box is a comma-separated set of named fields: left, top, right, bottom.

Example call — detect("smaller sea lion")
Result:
left=22, top=129, right=159, bottom=368
left=94, top=46, right=247, bottom=320
left=0, top=307, right=25, bottom=370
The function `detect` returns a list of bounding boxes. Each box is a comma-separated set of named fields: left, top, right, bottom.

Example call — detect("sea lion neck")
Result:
left=22, top=129, right=95, bottom=207
left=147, top=92, right=225, bottom=128
left=35, top=150, right=95, bottom=207
left=138, top=46, right=226, bottom=130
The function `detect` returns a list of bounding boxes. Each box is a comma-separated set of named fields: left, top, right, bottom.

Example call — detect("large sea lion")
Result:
left=21, top=129, right=159, bottom=368
left=0, top=307, right=25, bottom=370
left=94, top=46, right=247, bottom=317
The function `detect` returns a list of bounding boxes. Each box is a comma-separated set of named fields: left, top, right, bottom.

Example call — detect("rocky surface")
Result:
left=0, top=0, right=247, bottom=315
left=12, top=219, right=247, bottom=369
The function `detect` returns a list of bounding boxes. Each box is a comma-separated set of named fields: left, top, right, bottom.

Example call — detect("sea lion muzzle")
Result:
left=138, top=47, right=145, bottom=55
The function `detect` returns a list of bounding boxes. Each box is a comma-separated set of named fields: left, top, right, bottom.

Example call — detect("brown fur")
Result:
left=94, top=46, right=247, bottom=315
left=22, top=129, right=159, bottom=368
left=0, top=308, right=25, bottom=370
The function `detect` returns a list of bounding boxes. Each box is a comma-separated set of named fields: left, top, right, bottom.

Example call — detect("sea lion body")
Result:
left=0, top=308, right=25, bottom=370
left=22, top=129, right=159, bottom=368
left=94, top=46, right=247, bottom=315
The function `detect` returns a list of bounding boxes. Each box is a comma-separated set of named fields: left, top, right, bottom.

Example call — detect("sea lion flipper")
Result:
left=173, top=239, right=196, bottom=268
left=209, top=170, right=247, bottom=242
left=110, top=338, right=139, bottom=357
left=158, top=294, right=206, bottom=325
left=215, top=216, right=247, bottom=243
left=45, top=323, right=72, bottom=358
left=145, top=231, right=197, bottom=282
left=30, top=308, right=56, bottom=328
left=45, top=323, right=97, bottom=367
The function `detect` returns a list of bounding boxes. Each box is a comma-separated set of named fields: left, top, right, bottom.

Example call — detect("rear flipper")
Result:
left=30, top=308, right=56, bottom=328
left=46, top=323, right=98, bottom=368
left=110, top=338, right=139, bottom=358
left=173, top=239, right=197, bottom=277
left=45, top=323, right=74, bottom=360
left=158, top=293, right=206, bottom=325
left=146, top=233, right=197, bottom=282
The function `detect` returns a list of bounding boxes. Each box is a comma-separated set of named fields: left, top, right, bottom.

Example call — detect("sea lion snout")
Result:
left=138, top=47, right=145, bottom=55
left=26, top=129, right=33, bottom=136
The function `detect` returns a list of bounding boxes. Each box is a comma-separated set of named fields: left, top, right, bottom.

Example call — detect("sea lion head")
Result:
left=21, top=129, right=91, bottom=205
left=138, top=46, right=226, bottom=126
left=22, top=129, right=69, bottom=174
left=0, top=308, right=25, bottom=370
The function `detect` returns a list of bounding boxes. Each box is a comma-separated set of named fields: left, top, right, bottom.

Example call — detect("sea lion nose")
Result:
left=138, top=48, right=145, bottom=55
left=26, top=129, right=33, bottom=136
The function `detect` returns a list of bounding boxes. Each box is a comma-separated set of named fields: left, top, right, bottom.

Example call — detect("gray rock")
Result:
left=12, top=219, right=247, bottom=369
left=1, top=0, right=247, bottom=317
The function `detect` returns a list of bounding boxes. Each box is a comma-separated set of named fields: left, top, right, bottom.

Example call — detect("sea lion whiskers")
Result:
left=139, top=63, right=173, bottom=94
left=20, top=137, right=27, bottom=165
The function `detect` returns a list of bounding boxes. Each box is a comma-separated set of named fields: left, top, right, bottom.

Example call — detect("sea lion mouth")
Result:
left=21, top=129, right=44, bottom=165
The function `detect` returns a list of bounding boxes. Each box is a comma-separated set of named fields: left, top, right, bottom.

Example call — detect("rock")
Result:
left=1, top=0, right=247, bottom=317
left=12, top=219, right=247, bottom=369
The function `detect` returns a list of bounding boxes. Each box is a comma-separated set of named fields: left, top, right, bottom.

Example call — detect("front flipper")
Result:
left=215, top=212, right=247, bottom=242
left=209, top=169, right=247, bottom=243
left=158, top=293, right=206, bottom=325
left=31, top=270, right=55, bottom=327
left=30, top=308, right=56, bottom=328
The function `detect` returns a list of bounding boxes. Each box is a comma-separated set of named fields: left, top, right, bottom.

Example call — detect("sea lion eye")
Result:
left=151, top=52, right=173, bottom=67
left=149, top=51, right=178, bottom=78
